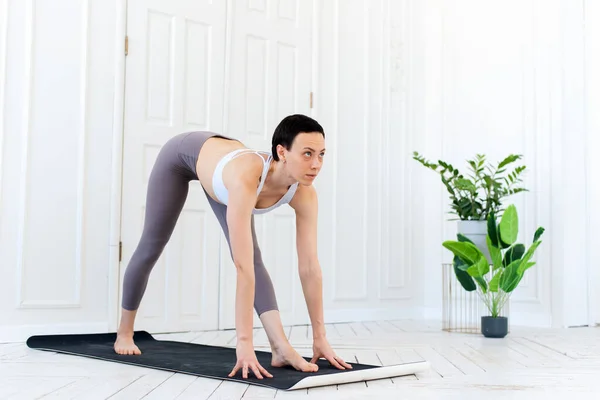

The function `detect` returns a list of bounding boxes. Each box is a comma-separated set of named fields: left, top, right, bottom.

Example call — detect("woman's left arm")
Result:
left=290, top=185, right=352, bottom=370
left=290, top=185, right=325, bottom=338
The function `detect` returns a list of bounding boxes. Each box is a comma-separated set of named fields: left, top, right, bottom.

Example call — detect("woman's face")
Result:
left=279, top=132, right=325, bottom=185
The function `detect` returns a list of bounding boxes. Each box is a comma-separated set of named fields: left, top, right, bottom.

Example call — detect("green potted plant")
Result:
left=441, top=204, right=545, bottom=338
left=413, top=152, right=527, bottom=262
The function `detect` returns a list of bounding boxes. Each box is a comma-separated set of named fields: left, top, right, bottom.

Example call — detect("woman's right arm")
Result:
left=224, top=162, right=272, bottom=380
left=227, top=176, right=257, bottom=343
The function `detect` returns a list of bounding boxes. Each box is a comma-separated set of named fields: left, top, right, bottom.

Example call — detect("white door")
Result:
left=0, top=0, right=120, bottom=341
left=120, top=0, right=227, bottom=333
left=218, top=0, right=314, bottom=329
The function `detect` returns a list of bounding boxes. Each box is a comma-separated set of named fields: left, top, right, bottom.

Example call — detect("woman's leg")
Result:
left=249, top=217, right=279, bottom=314
left=115, top=138, right=191, bottom=355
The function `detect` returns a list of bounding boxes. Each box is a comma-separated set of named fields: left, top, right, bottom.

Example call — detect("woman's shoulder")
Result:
left=220, top=148, right=266, bottom=189
left=289, top=184, right=317, bottom=212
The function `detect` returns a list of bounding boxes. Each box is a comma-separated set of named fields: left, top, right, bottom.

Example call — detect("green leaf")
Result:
left=518, top=261, right=536, bottom=275
left=499, top=204, right=518, bottom=245
left=499, top=259, right=523, bottom=293
left=476, top=255, right=490, bottom=276
left=533, top=227, right=545, bottom=242
left=454, top=255, right=469, bottom=272
left=457, top=233, right=474, bottom=244
left=497, top=154, right=522, bottom=169
left=503, top=244, right=525, bottom=267
left=454, top=178, right=477, bottom=193
left=489, top=270, right=503, bottom=292
left=498, top=230, right=512, bottom=249
left=453, top=257, right=477, bottom=291
left=474, top=276, right=488, bottom=293
left=467, top=263, right=479, bottom=277
left=518, top=240, right=542, bottom=271
left=442, top=241, right=485, bottom=265
left=487, top=211, right=499, bottom=247
left=456, top=198, right=476, bottom=219
left=487, top=236, right=503, bottom=271
left=466, top=256, right=489, bottom=278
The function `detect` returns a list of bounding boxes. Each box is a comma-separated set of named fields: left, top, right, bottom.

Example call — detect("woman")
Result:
left=114, top=114, right=352, bottom=380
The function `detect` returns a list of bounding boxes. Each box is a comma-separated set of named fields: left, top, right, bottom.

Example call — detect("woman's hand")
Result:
left=310, top=336, right=353, bottom=370
left=229, top=339, right=273, bottom=379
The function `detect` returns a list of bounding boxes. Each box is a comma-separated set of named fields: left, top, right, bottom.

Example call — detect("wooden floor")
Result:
left=1, top=319, right=599, bottom=399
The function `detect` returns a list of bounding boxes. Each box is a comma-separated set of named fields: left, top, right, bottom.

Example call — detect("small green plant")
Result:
left=413, top=152, right=527, bottom=221
left=441, top=204, right=545, bottom=318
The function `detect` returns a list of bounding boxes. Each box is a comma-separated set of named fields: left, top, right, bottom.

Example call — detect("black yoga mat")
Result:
left=26, top=330, right=429, bottom=390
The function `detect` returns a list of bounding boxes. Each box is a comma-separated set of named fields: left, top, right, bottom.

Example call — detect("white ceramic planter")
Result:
left=457, top=220, right=492, bottom=264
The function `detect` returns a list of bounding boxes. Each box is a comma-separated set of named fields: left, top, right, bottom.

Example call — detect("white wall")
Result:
left=413, top=0, right=598, bottom=328
left=585, top=0, right=600, bottom=326
left=555, top=0, right=589, bottom=328
left=414, top=0, right=557, bottom=327
left=1, top=0, right=598, bottom=342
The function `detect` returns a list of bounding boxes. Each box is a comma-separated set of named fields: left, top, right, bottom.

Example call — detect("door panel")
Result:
left=120, top=0, right=226, bottom=333
left=219, top=0, right=314, bottom=329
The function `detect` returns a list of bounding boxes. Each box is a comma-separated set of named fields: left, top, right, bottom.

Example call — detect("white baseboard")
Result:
left=0, top=308, right=556, bottom=344
left=422, top=307, right=442, bottom=321
left=0, top=322, right=111, bottom=344
left=420, top=306, right=553, bottom=329
left=323, top=307, right=422, bottom=324
left=510, top=311, right=553, bottom=328
left=326, top=307, right=553, bottom=329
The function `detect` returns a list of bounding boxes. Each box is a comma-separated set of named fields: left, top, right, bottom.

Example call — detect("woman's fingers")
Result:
left=326, top=355, right=344, bottom=370
left=337, top=356, right=353, bottom=369
left=259, top=364, right=273, bottom=378
left=251, top=364, right=263, bottom=379
left=228, top=363, right=240, bottom=378
left=229, top=360, right=273, bottom=379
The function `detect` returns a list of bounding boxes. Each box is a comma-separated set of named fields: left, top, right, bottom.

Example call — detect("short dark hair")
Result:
left=271, top=114, right=325, bottom=161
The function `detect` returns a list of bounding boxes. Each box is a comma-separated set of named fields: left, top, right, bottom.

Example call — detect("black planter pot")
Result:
left=481, top=316, right=508, bottom=338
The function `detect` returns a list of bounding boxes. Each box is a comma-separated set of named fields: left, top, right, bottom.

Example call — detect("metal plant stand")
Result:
left=442, top=263, right=510, bottom=333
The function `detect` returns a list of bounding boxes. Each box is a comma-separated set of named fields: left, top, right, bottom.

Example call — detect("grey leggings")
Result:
left=121, top=131, right=278, bottom=315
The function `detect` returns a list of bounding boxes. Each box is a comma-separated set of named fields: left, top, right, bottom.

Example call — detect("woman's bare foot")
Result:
left=114, top=308, right=141, bottom=355
left=271, top=345, right=318, bottom=372
left=114, top=332, right=141, bottom=355
left=258, top=310, right=318, bottom=372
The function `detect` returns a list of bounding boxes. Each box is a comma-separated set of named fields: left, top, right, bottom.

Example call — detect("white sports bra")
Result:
left=212, top=148, right=299, bottom=215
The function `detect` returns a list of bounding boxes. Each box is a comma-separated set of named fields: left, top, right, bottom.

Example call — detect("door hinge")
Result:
left=309, top=92, right=313, bottom=108
left=119, top=241, right=123, bottom=261
left=125, top=36, right=129, bottom=56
